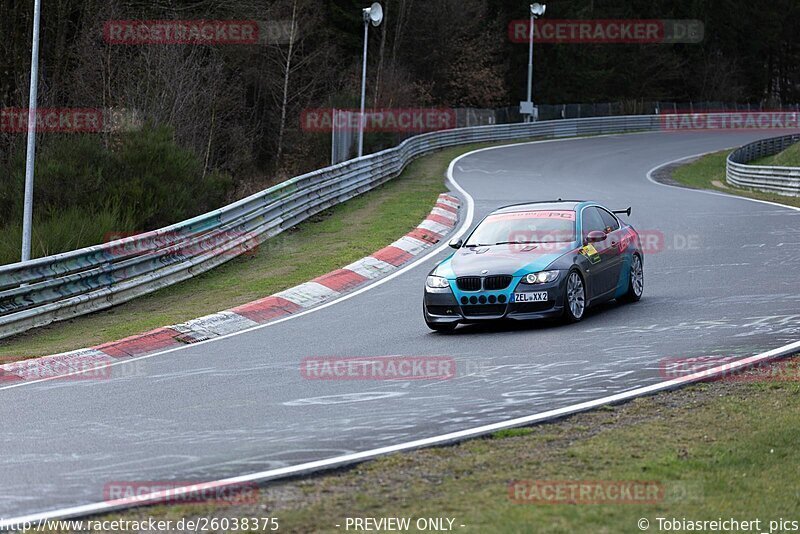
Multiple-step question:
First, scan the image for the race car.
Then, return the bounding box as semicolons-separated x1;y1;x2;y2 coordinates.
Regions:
423;200;644;332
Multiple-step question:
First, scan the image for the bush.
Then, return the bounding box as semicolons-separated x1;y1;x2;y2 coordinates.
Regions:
0;125;233;265
0;203;136;265
109;125;232;228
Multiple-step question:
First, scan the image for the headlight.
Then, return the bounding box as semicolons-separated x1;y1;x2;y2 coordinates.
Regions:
426;275;450;289
524;270;560;284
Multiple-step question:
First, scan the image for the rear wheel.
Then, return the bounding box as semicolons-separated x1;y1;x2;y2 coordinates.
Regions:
426;320;458;332
563;270;586;323
619;253;643;303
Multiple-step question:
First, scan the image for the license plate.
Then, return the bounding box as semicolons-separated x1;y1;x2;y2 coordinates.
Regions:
514;292;548;303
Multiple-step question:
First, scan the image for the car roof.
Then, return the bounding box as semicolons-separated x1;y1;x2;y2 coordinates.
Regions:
492;200;587;214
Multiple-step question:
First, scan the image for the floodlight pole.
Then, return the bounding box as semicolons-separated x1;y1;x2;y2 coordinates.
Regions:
526;7;534;113
21;0;42;262
357;13;370;158
522;3;545;123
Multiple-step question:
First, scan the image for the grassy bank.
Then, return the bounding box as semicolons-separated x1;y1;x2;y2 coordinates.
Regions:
0;140;536;361
670;150;800;208
751;140;800;167
56;357;800;533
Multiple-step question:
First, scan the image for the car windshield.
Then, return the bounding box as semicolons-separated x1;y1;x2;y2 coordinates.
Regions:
465;210;577;246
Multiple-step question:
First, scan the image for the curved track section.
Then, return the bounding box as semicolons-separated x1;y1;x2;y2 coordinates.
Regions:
2;131;799;520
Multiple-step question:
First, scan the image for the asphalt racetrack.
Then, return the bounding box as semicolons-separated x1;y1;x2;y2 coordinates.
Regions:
2;130;799;520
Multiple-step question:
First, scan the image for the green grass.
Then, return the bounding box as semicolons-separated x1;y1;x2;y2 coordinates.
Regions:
490;428;535;439
0;204;136;266
72;359;800;534
0;140;540;361
751;141;800;167
671;150;800;208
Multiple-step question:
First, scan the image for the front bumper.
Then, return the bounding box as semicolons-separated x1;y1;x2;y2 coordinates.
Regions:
423;274;566;323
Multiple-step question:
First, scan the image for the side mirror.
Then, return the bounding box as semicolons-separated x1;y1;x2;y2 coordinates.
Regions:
585;231;606;244
449;238;463;249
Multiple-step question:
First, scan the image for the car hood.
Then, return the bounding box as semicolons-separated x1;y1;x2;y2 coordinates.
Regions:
436;243;575;278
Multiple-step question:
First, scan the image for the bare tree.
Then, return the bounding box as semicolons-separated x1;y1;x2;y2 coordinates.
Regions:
263;0;334;168
275;0;298;163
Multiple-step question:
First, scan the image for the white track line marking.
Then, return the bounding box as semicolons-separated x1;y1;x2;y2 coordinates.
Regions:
645;150;800;212
3;339;798;526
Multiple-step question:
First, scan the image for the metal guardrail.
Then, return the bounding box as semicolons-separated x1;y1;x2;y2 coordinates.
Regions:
726;134;800;196
0;113;765;339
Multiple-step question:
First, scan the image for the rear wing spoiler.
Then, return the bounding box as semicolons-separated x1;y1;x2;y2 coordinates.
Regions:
612;207;632;217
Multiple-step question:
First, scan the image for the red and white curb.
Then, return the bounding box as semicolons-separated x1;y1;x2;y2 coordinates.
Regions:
0;194;461;382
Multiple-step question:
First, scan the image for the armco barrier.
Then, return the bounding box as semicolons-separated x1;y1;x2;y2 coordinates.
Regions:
726;134;800;196
0;113;767;339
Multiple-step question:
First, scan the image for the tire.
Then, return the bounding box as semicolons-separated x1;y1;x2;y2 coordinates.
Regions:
563;269;586;323
619;253;643;303
426;320;458;332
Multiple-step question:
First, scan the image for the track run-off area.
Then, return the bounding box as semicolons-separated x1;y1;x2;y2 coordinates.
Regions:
1;130;799;523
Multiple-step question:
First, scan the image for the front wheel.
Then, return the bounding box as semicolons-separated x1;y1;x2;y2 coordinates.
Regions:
619;253;643;303
563;270;586;323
